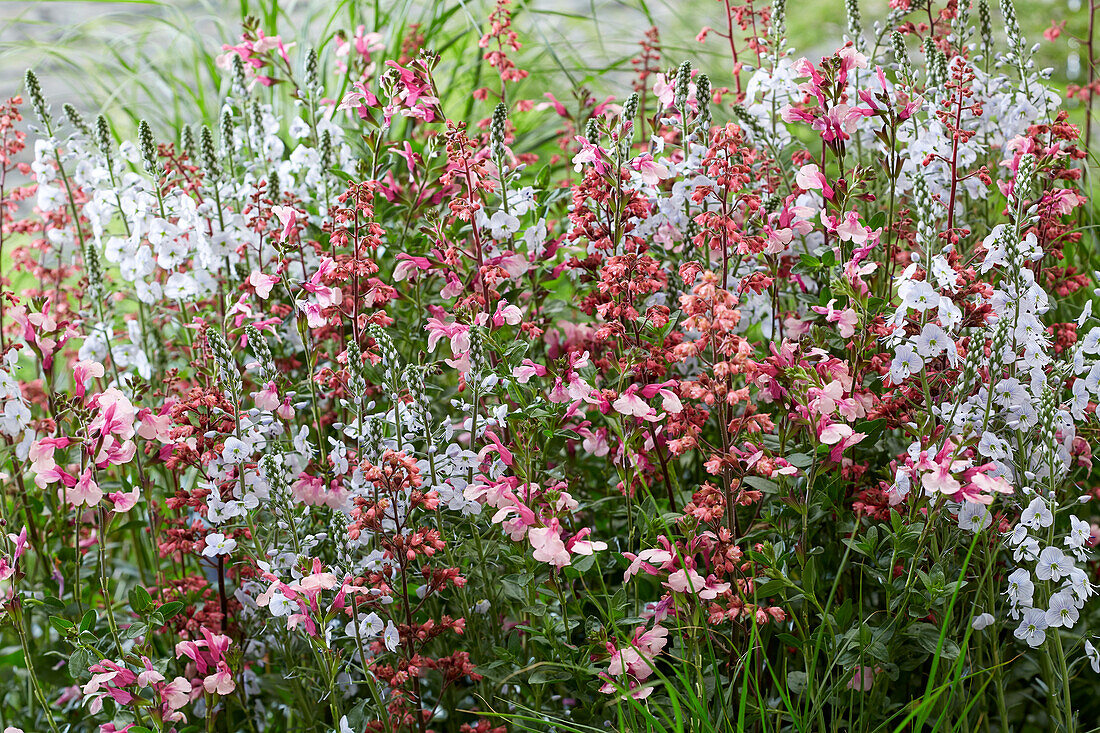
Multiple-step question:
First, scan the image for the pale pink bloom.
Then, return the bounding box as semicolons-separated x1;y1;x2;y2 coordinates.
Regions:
95;436;136;467
394;254;431;281
161;677;191;710
629;154;670;186
277;397;295;421
203;661;236;695
271;205;299;243
68;468;103;507
137;659;165;688
299;572;338;593
108;487;141;513
638;381;681;413
699;578;732;600
252;382;280;411
807;380;845;417
73;360;105;399
301;259;342;308
529;524;571;568
665;567;706;593
298;301;327;328
794;163;834;199
818;422;853;445
566;528;608;556
835;210;870;244
490;300;523;327
87;388;137;440
579;427;610;456
811;299;859;338
512;359;547;384
921;458;962;496
249;271;280;299
623;548;674;581
136;408;173;442
440;275;464;298
613;386;656;420
338;81;380;119
572;137;610;175
847;665;877;692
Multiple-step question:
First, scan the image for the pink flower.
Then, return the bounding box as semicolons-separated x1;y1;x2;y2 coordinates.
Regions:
203;660;236;696
623;548;673;581
252;382;280;411
68;468;103;507
847;665;877;692
248;271;280;299
639;381;683;414
628;154;670;186
811;299;859;338
613;385;657;421
833;210;870;244
88;388;137;440
529;523;571;568
108;487;141;513
817;420;866;462
665;567;706;594
565;527;608;556
512;359;547;384
302;258;342;308
572;136;610;176
794;163;834;200
73;360;105;399
394;254;432;281
338;80;381;119
271;205;299;243
160;677;192;711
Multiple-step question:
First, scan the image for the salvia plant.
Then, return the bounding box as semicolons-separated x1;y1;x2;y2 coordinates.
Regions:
0;1;1099;732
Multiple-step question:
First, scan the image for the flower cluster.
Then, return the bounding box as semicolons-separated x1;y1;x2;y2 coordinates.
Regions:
1;1;1099;731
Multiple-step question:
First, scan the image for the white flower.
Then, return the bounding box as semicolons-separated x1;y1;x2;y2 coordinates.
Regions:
345;611;384;639
1020;497;1054;529
899;280;939;311
957;502;991;532
484;210;520;240
164;272;199;301
504;186;537;216
1035;546;1073;582
971;613;995;631
202;533;237;557
222;437;251;465
1013;608;1048;648
383;620;400;652
1066;515;1091;549
1086;640;1100;673
1012;536;1040;563
1066;566;1095;605
1045;590;1080;629
1005;568;1034;607
978;432;1008;460
913;323;951;359
889;344;924;384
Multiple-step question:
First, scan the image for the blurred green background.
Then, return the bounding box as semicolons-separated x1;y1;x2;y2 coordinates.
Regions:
0;0;1091;133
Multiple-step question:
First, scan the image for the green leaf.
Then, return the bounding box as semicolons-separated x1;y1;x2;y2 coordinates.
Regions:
743;475;778;493
49;616;74;635
529;667;572;684
129;585;154;614
79;609;97;633
68;647;94;678
158;601;185;618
